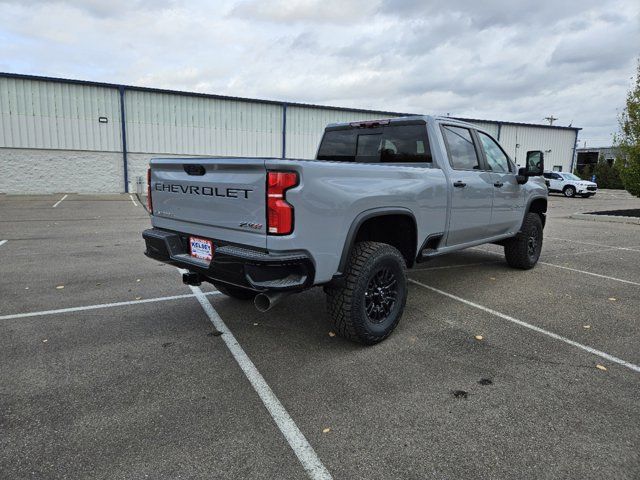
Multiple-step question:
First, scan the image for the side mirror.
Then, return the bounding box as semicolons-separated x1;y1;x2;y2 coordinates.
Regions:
525;150;544;176
516;168;528;184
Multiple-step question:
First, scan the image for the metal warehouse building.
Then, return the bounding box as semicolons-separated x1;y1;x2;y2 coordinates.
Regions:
0;73;581;194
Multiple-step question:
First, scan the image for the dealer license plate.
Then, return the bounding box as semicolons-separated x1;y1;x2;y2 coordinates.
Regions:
189;236;213;261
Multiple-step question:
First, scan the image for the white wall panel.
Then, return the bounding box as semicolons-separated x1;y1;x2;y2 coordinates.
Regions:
0;77;121;151
465;120;500;139
124;90;283;157
499;125;577;171
285;106;401;159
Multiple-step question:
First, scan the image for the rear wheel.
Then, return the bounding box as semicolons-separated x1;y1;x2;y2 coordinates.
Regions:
212;281;257;300
504;213;543;270
563;185;576;197
325;241;407;345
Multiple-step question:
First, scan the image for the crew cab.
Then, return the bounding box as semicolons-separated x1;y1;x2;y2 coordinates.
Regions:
543;171;597;198
143;116;547;344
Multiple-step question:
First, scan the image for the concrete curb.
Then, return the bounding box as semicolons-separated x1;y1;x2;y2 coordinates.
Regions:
570;213;640;225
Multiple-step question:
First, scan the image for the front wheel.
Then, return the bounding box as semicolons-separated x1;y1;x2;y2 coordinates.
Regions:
503;213;543;270
325;241;407;345
563;185;576;197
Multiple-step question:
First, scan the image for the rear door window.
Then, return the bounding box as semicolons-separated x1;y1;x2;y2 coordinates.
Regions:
441;125;481;170
317;124;432;164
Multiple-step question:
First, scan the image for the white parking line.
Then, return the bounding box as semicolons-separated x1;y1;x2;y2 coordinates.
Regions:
0;291;221;321
547;247;623;258
539;262;640;286
185;282;332;480
470;247;640;286
129;194;139;207
0;240;7;248
409;279;640;373
547;236;640;253
52;194;68;208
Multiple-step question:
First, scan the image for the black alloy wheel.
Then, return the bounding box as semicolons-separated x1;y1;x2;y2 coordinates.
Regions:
364;267;398;324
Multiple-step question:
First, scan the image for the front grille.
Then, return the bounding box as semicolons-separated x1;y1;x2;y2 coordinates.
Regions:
587;186;597;191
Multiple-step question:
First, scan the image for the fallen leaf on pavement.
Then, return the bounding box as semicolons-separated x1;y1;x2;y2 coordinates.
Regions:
583;325;591;329
322;428;331;433
596;364;607;371
608;297;616;301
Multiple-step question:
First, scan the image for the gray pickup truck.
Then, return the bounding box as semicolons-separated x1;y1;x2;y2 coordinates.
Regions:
143;116;547;344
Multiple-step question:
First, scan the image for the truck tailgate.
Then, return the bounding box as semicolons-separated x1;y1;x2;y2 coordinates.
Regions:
149;158;267;248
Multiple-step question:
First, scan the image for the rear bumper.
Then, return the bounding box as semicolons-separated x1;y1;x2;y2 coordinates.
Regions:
143;228;315;292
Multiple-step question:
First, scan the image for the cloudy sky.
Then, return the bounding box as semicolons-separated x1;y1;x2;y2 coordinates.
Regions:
1;0;638;146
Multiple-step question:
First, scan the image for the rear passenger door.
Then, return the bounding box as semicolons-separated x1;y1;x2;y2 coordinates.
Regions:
476;131;524;236
441;125;494;246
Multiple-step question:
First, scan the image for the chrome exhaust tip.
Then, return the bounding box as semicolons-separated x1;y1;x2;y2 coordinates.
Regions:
254;291;291;312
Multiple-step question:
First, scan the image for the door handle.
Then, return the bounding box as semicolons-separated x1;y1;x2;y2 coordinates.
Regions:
453;181;466;188
494;181;504;188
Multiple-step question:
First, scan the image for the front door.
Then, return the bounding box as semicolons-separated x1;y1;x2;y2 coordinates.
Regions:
441;125;494;246
476;131;524;236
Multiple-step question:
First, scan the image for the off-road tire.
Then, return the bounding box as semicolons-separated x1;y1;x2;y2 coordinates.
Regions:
503;213;543;270
212;281;257;300
325;241;407;345
563;185;576;198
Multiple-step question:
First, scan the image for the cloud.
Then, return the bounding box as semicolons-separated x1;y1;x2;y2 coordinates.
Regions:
550;18;640;71
0;0;638;146
0;0;179;18
229;0;380;24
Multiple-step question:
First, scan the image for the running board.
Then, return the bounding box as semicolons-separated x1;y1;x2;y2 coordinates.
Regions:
417;233;444;262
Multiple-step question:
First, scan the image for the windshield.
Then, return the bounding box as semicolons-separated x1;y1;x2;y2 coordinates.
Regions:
562;173;582;181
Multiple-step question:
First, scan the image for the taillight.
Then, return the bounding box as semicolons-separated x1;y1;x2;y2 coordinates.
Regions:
146;168;153;214
267;171;298;235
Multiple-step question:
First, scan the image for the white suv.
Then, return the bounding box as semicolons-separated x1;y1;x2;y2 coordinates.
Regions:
543;171;597;198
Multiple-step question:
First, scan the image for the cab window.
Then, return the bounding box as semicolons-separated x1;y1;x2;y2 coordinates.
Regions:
442;125;480;170
317;124;432;164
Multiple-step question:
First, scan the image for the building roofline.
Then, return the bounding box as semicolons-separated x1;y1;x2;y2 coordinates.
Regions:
1;71;581;131
452;116;581;132
576;146;614;150
0;71;413;117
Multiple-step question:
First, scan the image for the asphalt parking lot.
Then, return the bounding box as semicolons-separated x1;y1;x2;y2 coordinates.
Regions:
1;190;639;479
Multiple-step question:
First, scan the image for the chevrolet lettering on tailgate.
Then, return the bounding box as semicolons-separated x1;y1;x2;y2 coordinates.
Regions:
154;183;252;199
